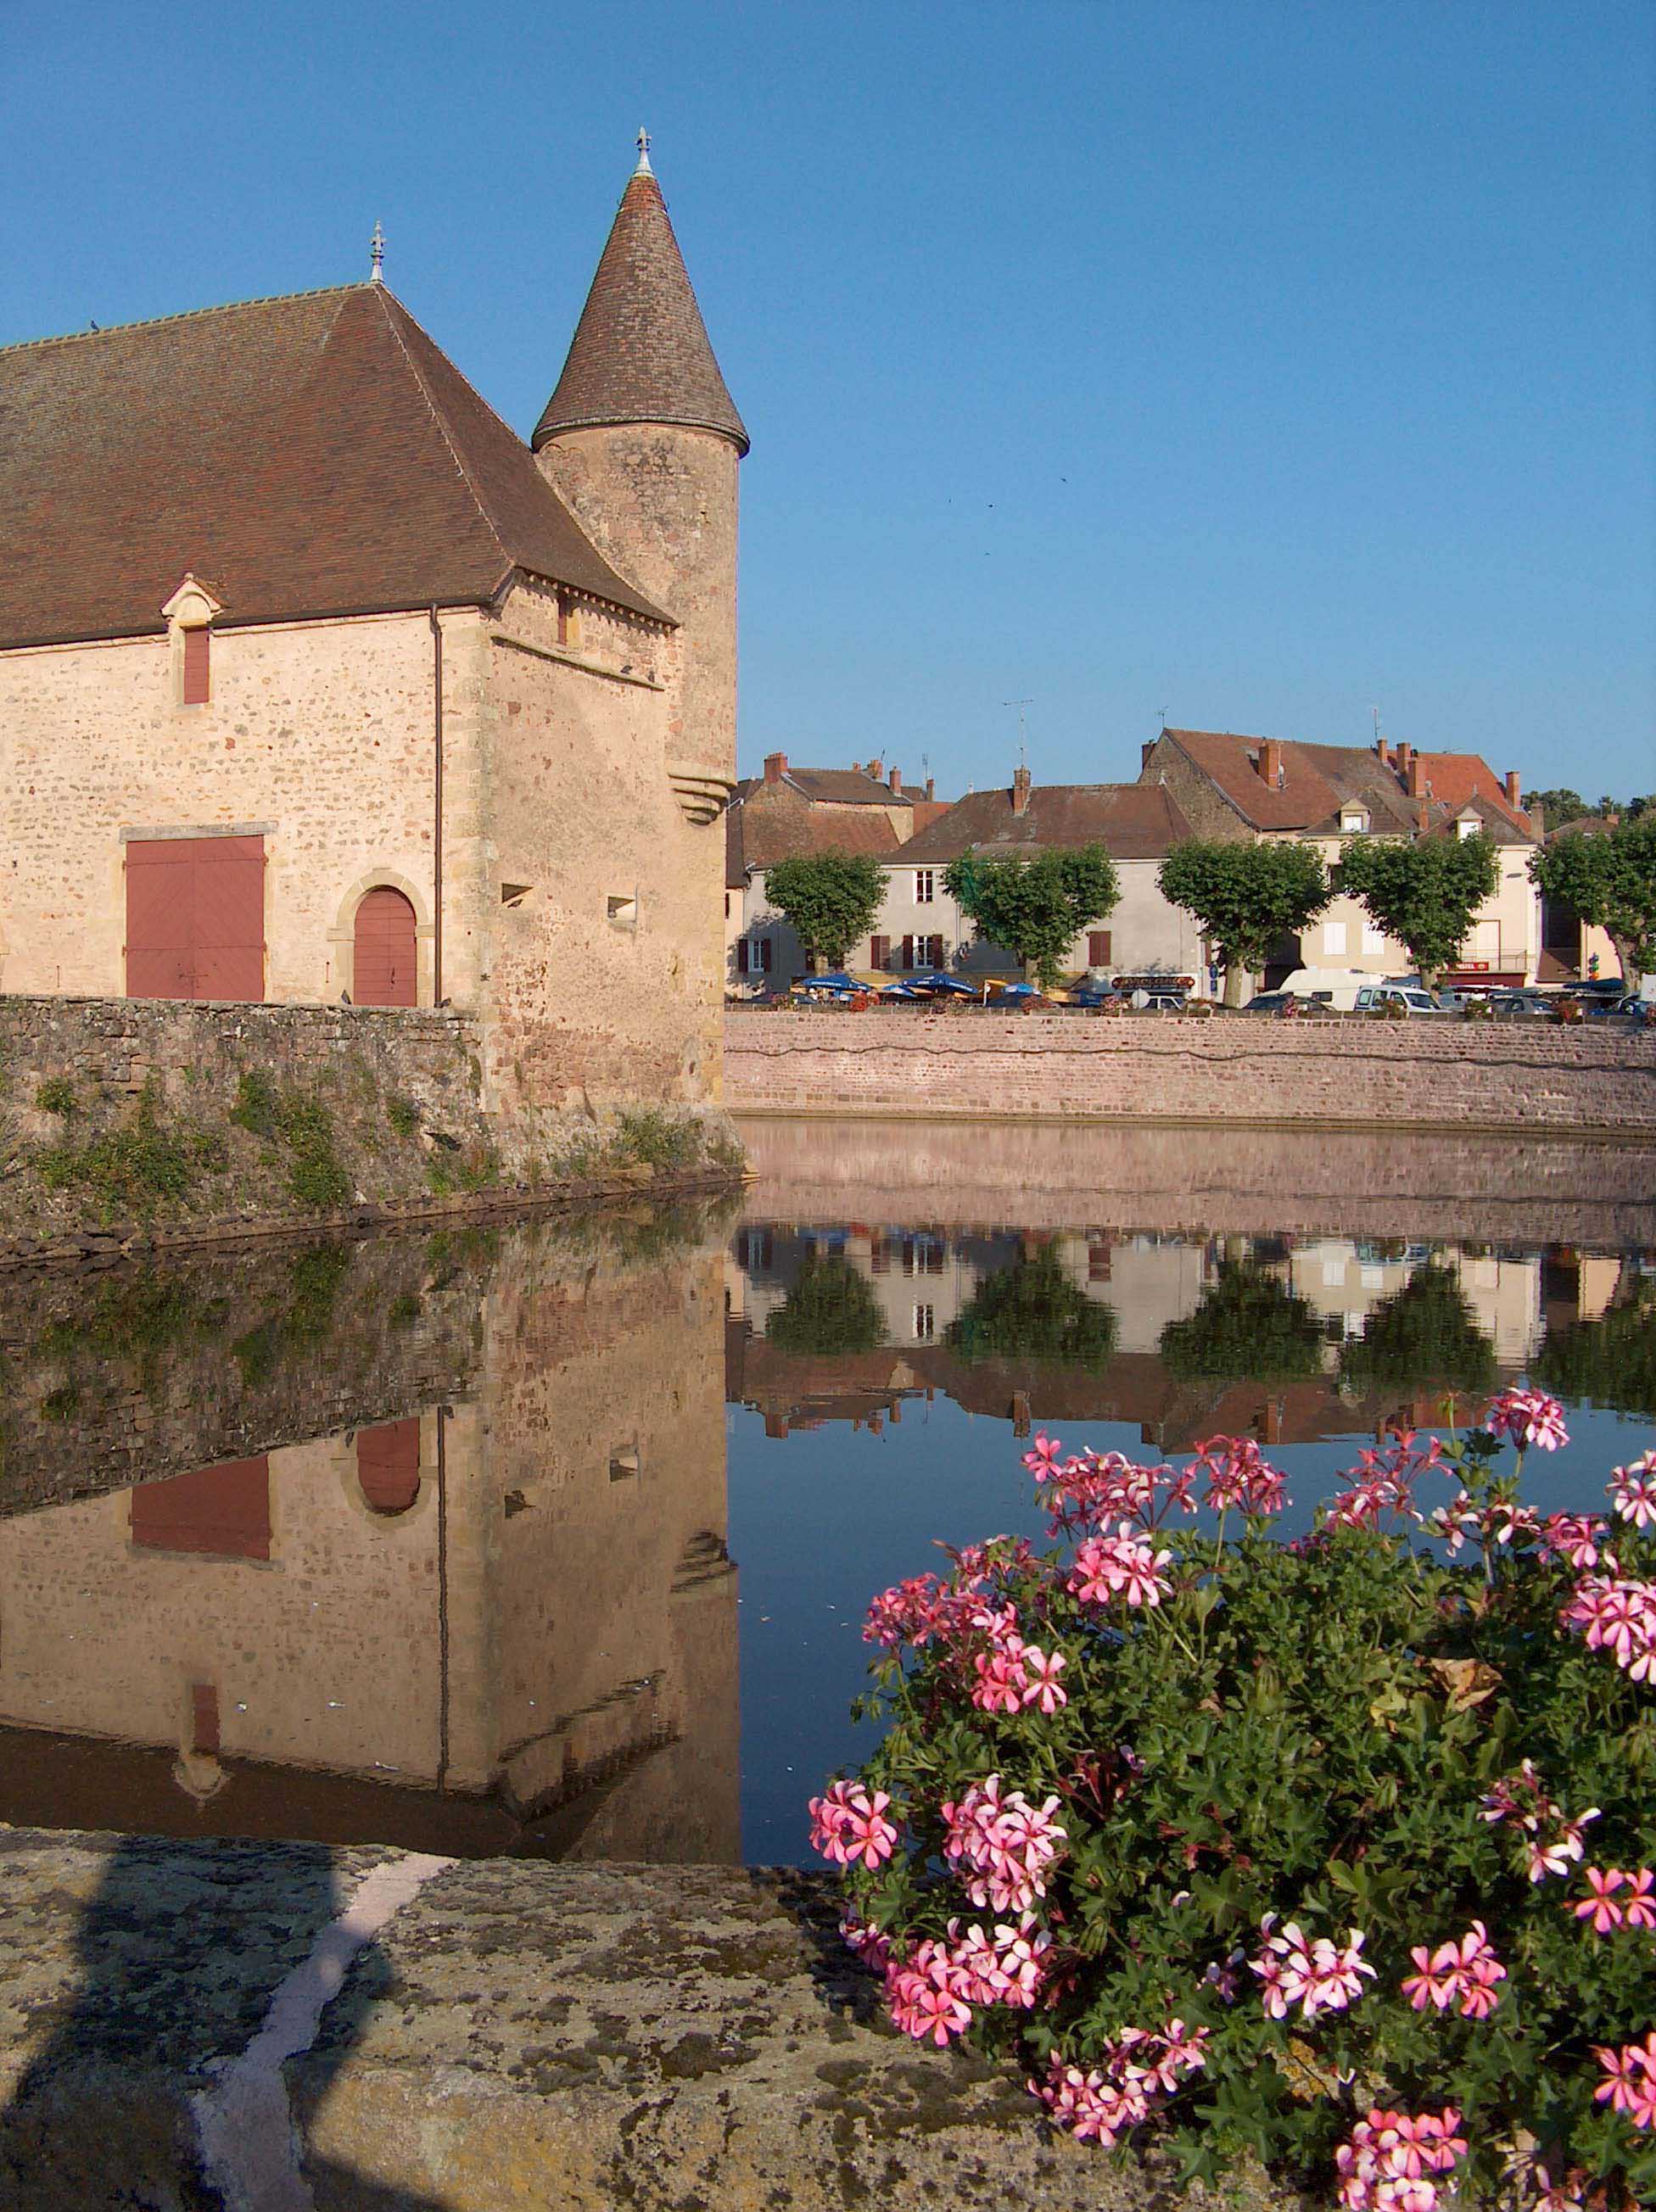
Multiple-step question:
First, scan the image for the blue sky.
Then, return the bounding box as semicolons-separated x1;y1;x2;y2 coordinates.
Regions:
3;2;1651;797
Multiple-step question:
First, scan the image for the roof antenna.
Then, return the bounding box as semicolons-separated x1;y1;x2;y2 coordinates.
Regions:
370;221;385;284
635;126;653;176
1003;700;1033;768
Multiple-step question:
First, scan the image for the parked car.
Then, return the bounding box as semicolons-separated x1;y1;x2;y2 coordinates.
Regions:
1352;984;1446;1017
1485;989;1554;1019
1133;988;1189;1013
1245;991;1318;1016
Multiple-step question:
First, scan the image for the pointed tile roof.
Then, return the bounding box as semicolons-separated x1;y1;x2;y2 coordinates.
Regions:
0;283;668;650
532;165;748;455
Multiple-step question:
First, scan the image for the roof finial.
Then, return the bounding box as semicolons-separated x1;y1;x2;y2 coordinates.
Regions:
634;126;652;176
370;221;385;283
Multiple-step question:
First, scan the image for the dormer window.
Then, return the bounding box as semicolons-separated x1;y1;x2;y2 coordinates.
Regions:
161;573;223;709
1340;807;1369;835
182;626;210;705
1455;814;1480;841
557;589;583;651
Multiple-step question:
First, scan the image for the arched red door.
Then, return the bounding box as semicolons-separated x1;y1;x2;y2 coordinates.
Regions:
356;1420;422;1515
353;888;417;1007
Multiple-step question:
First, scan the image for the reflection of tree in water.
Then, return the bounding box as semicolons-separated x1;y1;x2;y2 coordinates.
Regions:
1338;1262;1497;1397
947;1248;1117;1372
1534;1274;1656;1418
1160;1259;1325;1382
764;1254;886;1355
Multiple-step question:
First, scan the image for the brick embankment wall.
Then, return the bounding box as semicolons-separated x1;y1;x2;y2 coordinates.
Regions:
736;1114;1656;1250
0;995;740;1256
725;1010;1656;1137
0;1826;1286;2212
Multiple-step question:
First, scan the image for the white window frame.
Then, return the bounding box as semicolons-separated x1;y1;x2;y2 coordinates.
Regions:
915;869;935;905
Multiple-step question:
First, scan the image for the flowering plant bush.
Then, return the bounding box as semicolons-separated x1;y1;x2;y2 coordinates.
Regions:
810;1395;1656;2209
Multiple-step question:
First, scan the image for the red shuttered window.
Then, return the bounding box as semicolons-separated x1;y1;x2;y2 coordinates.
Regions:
131;1459;271;1560
1088;930;1111;968
182;626;210;704
870;935;891;970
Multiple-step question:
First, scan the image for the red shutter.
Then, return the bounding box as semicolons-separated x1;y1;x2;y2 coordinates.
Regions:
182;627;210;705
354;887;418;1007
926;935;944;969
870;935;890;970
1088;930;1111;968
191;1684;221;1754
126;836;264;1002
131;1459;271;1560
758;939;772;973
901;935;915;969
356;1420;422;1515
737;939;750;975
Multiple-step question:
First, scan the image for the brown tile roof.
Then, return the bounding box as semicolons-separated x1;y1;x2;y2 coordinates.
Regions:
730;792;903;874
532;169;747;455
1158;729;1536;843
1410;752;1532;835
0;283;667;651
901;782;1194;863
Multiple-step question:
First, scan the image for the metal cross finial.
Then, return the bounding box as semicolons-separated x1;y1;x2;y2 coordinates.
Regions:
634;126;653;176
370;221;385;283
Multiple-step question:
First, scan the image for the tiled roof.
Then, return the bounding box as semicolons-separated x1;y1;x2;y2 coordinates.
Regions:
1158;729;1535;842
1410;752;1532;834
0;284;668;649
900;783;1194;863
729;792;903;874
786;768;912;807
532;170;747;455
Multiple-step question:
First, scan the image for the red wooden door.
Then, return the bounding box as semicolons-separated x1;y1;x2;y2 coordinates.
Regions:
131;1458;271;1559
353;888;417;1007
356;1419;422;1514
126;836;265;1002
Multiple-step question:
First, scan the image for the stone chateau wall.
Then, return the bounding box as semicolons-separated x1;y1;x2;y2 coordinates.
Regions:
724;1010;1656;1137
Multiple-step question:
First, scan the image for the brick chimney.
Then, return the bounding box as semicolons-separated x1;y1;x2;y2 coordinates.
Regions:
1258;739;1284;788
1012;764;1032;816
925;777;936;802
1407;754;1428;799
1141;740;1156;774
1395;740;1413;781
866;758;883;781
763;751;786;785
888;766;903;795
1505;770;1522;807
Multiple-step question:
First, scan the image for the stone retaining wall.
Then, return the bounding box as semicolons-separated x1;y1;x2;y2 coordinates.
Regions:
0;1826;1279;2212
725;1009;1656;1136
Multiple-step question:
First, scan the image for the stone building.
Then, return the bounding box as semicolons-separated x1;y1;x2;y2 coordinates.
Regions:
1140;728;1541;989
0;140;745;1126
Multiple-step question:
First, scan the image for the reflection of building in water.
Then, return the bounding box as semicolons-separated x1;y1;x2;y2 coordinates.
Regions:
0;1234;737;1862
728;1218;1563;1449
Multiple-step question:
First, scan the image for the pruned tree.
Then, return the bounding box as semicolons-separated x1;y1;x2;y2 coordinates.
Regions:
1337;831;1499;986
943;845;1120;989
763;852;886;972
764;1253;886;1356
1530;817;1656;988
1158;1257;1327;1382
1156;841;1329;1007
1338;1262;1497;1399
946;1246;1118;1373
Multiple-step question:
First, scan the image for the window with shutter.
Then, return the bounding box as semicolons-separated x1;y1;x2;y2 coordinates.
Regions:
925;935;944;969
737;940;750;975
182;626;210;705
1088;930;1111;968
870;935;890;970
901;935;915;969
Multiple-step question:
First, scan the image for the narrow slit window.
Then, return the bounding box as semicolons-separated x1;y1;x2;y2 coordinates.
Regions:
182;626;210;705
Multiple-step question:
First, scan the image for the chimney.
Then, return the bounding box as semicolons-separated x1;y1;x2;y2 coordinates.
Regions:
866;757;883;781
1407;754;1427;799
1395;740;1413;781
1141;740;1156;774
888;766;902;795
763;751;786;785
1011;764;1032;816
1258;739;1284;789
925;777;936;802
1504;770;1522;807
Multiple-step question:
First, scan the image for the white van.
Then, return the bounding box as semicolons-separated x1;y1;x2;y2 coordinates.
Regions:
1352;982;1446;1017
1275;967;1379;1013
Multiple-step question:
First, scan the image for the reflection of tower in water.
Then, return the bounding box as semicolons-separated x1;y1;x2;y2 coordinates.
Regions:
0;1226;739;1863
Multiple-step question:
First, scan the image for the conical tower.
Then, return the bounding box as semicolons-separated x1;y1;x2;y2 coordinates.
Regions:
534;135;747;775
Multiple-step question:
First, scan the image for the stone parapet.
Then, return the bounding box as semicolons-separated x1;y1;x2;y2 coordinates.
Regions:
724;1009;1656;1137
0;1826;1279;2211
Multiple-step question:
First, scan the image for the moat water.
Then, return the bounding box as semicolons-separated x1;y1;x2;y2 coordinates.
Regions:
2;1118;1652;1865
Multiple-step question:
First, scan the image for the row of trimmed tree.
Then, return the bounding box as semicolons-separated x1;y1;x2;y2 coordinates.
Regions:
761;818;1656;999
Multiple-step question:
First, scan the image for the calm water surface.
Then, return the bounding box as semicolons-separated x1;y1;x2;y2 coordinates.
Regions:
3;1120;1652;1865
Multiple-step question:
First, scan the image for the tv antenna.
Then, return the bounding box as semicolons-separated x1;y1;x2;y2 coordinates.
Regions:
1002;699;1033;767
1372;704;1383;746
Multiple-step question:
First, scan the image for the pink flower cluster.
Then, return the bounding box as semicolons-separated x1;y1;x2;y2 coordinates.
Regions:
1250;1914;1374;2021
1570;1865;1656;1935
1327;1435;1440;1532
808;1779;899;1869
1069;1522;1174;1610
1030;2018;1208;2146
1480;1760;1600;1882
1536;1513;1609;1571
965;1601;1070;1715
1610;1451;1656;1531
1335;2106;1468;2212
1483;1386;1569;1453
1191;1434;1289;1517
1560;1569;1656;1684
1595;2031;1656;2131
1400;1920;1507;2018
941;1774;1066;1913
882;1915;1054;2045
1028;1437;1194;1535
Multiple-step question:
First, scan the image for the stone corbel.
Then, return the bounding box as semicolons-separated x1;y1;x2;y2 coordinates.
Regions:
667;762;737;825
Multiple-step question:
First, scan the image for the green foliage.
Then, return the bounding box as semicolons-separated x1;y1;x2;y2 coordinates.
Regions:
229;1070;280;1140
1338;832;1501;984
1160;1258;1326;1382
35;1076;76;1117
764;851;887;967
36;1079;225;1216
946;1247;1118;1372
1533;1277;1656;1420
943;844;1120;988
386;1096;421;1139
231;1243;355;1386
825;1429;1656;2205
1157;842;1329;1004
1525;788;1652;830
1338;1262;1497;1399
1531;818;1656;981
232;1074;351;1209
764;1252;887;1355
611;1107;702;1176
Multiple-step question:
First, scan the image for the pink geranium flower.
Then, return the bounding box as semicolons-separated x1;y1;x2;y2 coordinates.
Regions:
1571;1865;1627;1934
941;1774;1067;1914
1251;1916;1373;2022
885;1940;975;2046
1484;1385;1569;1451
1594;2032;1656;2129
1336;2105;1468;2210
808;1779;899;1869
1018;1643;1069;1713
1610;1451;1656;1530
1069;1522;1173;1610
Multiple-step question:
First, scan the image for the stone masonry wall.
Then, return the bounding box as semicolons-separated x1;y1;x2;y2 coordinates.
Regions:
724;1010;1656;1137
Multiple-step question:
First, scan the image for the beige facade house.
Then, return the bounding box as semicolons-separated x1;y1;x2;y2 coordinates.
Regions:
0;141;745;1127
1140;729;1541;990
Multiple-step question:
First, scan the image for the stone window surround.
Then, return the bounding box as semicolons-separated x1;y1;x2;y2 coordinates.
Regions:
327;869;437;1008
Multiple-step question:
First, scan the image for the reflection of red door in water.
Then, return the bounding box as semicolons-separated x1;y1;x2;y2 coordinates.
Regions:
356;1419;421;1515
353;888;417;1007
131;1459;271;1558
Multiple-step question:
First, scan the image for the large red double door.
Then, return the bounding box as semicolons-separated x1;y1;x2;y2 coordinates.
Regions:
126;835;266;1002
